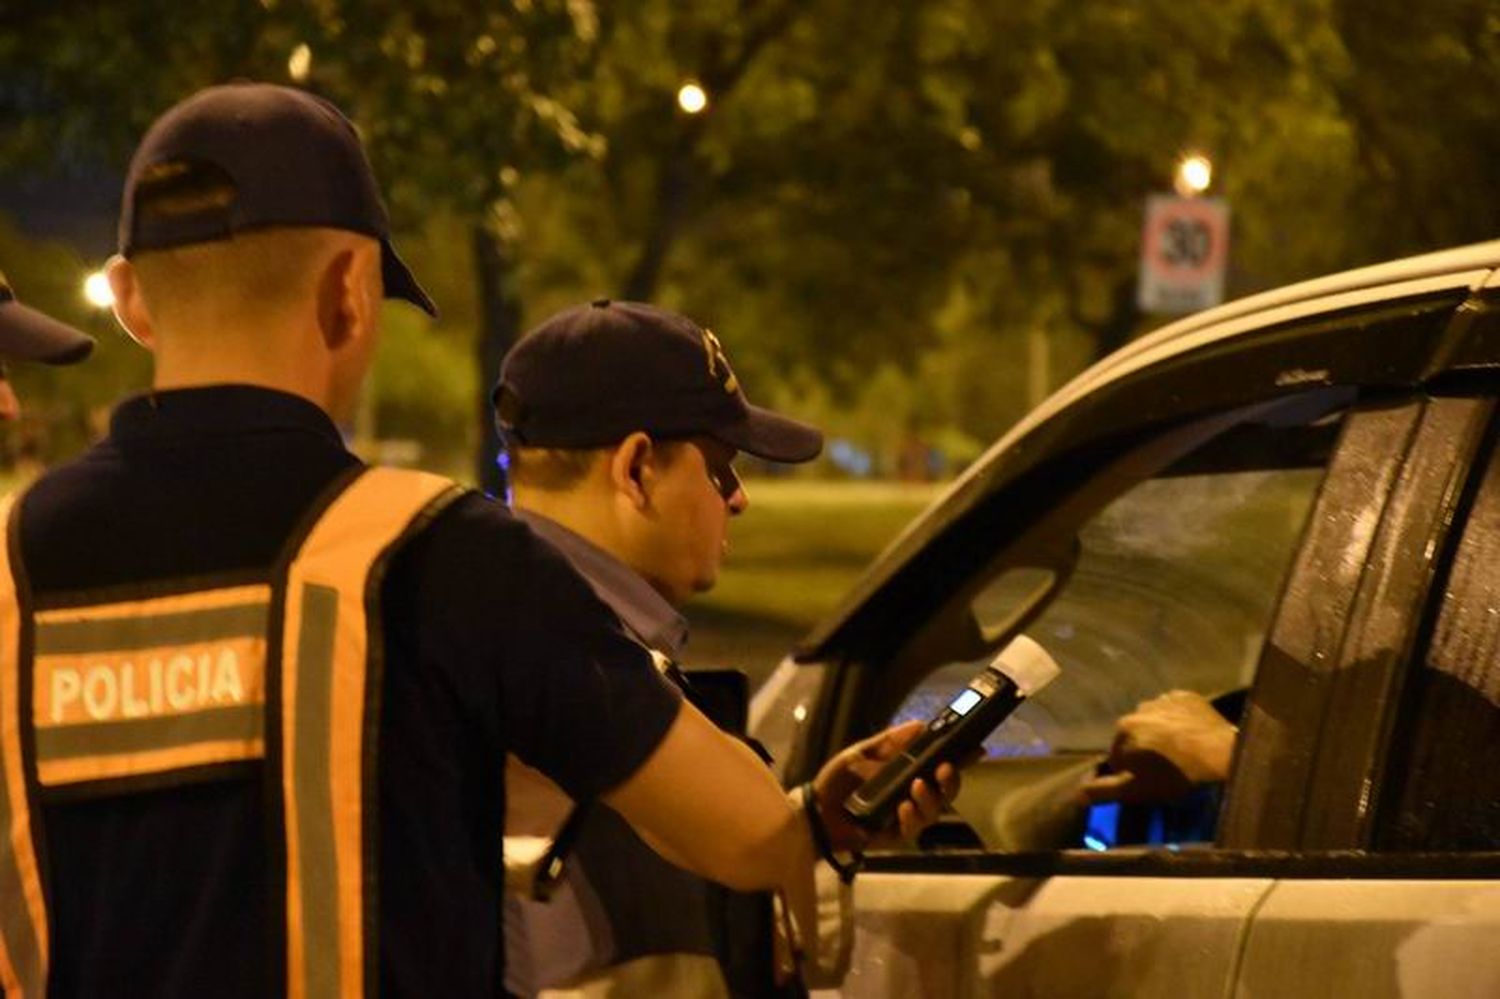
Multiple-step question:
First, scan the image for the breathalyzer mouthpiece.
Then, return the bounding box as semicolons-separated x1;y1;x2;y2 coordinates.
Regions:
989;634;1062;697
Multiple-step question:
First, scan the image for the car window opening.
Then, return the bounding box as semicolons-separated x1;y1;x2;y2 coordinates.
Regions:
881;392;1349;855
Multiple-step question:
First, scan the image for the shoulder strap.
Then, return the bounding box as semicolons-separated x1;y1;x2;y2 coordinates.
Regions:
277;467;464;999
0;493;47;998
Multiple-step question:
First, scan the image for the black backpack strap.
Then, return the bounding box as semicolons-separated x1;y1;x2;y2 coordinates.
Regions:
530;799;592;902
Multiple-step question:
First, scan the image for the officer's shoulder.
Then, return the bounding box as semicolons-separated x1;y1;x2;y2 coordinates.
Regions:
413;490;531;550
14;448;119;538
399;490;586;587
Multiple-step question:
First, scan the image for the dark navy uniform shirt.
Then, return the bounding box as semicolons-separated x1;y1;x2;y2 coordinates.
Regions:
506;512;791;999
19;386;681;998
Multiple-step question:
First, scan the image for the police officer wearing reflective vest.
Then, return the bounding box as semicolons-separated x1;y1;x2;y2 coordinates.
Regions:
0;84;915;998
496;302;958;997
0;274;94;420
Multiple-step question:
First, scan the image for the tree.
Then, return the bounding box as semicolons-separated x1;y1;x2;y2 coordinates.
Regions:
2;0;608;487
1328;0;1500;253
4;0;1499;473
1;0;846;487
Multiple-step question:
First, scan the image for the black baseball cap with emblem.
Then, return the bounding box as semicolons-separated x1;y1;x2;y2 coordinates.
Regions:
0;271;95;365
118;81;437;316
495;300;823;463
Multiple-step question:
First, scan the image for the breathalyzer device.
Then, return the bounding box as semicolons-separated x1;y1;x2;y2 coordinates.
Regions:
842;635;1062;831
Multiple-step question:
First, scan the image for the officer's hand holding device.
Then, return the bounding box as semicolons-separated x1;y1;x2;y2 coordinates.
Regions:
842;635;1062;831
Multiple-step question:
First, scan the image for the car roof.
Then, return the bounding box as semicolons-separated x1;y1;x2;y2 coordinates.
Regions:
797;240;1500;661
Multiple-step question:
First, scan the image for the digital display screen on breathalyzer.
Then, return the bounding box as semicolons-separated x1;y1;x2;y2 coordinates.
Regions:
948;689;983;716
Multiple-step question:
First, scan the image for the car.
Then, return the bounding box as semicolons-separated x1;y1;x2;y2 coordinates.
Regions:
749;240;1500;998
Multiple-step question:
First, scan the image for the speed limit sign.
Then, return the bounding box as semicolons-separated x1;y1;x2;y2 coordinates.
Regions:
1137;195;1231;314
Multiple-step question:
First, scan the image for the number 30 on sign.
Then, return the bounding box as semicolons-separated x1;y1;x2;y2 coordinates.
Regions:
1137;194;1231;315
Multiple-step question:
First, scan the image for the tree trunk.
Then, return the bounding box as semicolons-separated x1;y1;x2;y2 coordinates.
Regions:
620;125;702;302
473;221;524;495
1091;276;1144;363
618;2;804;302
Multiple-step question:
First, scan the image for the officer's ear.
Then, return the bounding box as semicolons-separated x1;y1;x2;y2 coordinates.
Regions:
106;255;156;351
315;236;381;354
608;432;657;511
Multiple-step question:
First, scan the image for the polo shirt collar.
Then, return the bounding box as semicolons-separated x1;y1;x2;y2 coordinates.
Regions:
517;509;690;658
109;385;346;446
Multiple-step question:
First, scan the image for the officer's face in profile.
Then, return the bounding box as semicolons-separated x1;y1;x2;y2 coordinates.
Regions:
634;436;747;604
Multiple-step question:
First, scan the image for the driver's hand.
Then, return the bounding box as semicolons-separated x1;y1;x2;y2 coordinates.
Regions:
1081;690;1237;804
811;720;961;850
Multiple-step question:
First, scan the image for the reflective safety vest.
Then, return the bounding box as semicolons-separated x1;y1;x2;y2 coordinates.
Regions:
0;466;465;999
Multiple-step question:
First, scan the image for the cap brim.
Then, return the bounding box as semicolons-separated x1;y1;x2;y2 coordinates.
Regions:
712;404;824;463
381;238;438;318
0;301;95;365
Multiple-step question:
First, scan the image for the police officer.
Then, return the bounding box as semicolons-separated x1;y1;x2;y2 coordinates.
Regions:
0;84;872;999
495;301;956;996
0;272;94;420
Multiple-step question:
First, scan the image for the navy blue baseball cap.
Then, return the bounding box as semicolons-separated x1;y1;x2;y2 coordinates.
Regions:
118;82;436;316
495;300;823;463
0;271;95;365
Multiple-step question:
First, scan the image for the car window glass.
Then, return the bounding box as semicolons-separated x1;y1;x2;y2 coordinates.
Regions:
888;419;1338;850
893;467;1324;753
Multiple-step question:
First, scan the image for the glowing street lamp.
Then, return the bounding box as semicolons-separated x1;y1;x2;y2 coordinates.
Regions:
1174;153;1213;197
288;43;313;83
83;271;114;309
677;81;708;115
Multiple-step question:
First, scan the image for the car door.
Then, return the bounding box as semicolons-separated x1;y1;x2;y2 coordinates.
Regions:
1235;388;1500;999
834;386;1500;998
828;389;1354;997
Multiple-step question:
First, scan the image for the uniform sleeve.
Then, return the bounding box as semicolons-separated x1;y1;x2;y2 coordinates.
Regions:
501;537;685;799
401;495;682;801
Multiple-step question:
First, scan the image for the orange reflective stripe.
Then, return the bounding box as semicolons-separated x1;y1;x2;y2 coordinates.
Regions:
281;468;461;999
36;736;265;787
34;584;270;653
0;494;47;997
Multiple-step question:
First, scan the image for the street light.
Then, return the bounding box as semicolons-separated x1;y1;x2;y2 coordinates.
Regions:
677;81;708;115
1175;153;1213;197
83;271;114;309
288;43;313;83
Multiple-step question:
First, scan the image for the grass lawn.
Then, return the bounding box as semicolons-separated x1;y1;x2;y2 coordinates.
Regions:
682;479;944;686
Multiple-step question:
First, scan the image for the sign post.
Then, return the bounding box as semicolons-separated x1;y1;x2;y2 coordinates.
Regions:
1137;194;1231;315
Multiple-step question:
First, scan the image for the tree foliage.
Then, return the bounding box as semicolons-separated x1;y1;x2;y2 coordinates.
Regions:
2;0;1497;475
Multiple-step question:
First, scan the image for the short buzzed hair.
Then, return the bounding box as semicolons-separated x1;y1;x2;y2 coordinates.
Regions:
503;440;603;492
131;226;349;330
501;432;691;493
